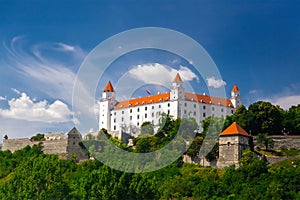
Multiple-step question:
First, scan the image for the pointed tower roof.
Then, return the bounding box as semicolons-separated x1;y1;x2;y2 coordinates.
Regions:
103;81;114;92
220;122;249;137
232;84;240;92
173;73;183;82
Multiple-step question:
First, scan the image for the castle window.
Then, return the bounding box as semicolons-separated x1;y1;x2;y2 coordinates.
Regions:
122;111;124;114
114;125;116;130
212;107;215;111
167;110;170;114
152;106;154;109
194;111;196;116
137;108;140;112
142;101;145;104
137;115;139;119
194;104;196;108
150;100;153;103
137;122;139;126
73;142;75;145
73;137;75;139
203;113;206;118
184;110;187;114
136;102;139;105
130;116;132;120
221;108;224;112
168;103;170;107
122;117;124;122
159;105;161;108
114;118;116;123
130;109;132;113
145;107;147;111
145;113;147;118
159;98;162;101
152;120;154;124
231;110;234;114
200;99;204;103
227;142;231;146
184;102;187;107
114;112;116;115
203;105;206;110
152;113;154;117
129;104;132;107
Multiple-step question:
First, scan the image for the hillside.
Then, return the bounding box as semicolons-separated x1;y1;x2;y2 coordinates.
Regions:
0;144;299;199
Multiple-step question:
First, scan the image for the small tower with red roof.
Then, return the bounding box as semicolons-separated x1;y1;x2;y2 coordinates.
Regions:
217;122;250;168
99;81;117;131
171;73;185;101
230;84;242;108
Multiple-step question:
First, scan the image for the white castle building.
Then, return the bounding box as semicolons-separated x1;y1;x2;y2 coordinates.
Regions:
98;73;241;138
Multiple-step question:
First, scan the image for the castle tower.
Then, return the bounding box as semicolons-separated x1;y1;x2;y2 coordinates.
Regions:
217;122;250;168
230;84;242;108
170;73;185;100
66;127;88;161
99;81;116;131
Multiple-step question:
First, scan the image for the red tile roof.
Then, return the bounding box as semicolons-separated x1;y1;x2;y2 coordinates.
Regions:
173;73;183;82
115;93;170;109
114;92;234;110
103;81;114;92
231;84;239;92
185;92;234;108
220;122;249;137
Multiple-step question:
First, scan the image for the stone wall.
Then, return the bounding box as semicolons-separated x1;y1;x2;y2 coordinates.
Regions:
2;138;68;158
2;128;88;161
253;135;300;149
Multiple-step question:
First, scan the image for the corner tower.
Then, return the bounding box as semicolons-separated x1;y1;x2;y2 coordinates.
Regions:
230;84;242;108
170;73;185;100
99;81;116;131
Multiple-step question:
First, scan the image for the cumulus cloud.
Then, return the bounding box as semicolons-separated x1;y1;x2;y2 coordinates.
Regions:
0;92;73;123
128;63;198;85
206;76;226;88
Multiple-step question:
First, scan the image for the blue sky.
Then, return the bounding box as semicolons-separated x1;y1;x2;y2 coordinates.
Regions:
0;1;300;138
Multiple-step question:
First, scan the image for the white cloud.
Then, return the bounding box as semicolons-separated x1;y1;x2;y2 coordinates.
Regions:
206;76;226;88
0;92;74;123
11;88;21;95
265;95;300;110
249;89;258;94
0;96;6;101
128;63;198;85
56;42;76;52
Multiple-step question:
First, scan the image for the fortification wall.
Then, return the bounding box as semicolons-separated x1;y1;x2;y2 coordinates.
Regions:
253;135;300;149
2;138;68;157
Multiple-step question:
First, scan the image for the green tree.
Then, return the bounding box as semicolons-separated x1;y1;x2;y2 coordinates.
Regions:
248;101;284;135
140;121;154;135
283;104;300;135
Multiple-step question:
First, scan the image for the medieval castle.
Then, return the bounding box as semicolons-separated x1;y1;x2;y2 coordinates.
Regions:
2;73;299;167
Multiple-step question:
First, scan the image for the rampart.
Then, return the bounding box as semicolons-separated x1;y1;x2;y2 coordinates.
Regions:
2;137;68;158
253;135;300;149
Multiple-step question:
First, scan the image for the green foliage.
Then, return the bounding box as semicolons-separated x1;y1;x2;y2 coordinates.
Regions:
0;144;299;199
30;133;44;141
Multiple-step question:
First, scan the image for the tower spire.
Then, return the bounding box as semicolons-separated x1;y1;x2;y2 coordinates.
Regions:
103;81;114;92
173;73;183;82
